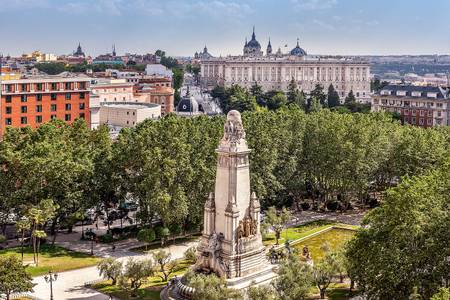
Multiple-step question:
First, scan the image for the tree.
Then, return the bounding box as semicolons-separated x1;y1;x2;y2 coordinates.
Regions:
97;258;123;285
264;207;291;245
431;288;450;300
266;92;287;110
173;67;184;105
189;273;243;300
137;228;156;251
313;253;338;299
250;81;263;99
152;250;178;282
273;254;313;300
310;84;327;106
308;97;322;112
327;84;341;108
0;255;34;300
247;284;277;300
34;62;66;75
119;258;154;296
184;246;197;263
345;163;450;299
344;90;356;105
26;199;58;266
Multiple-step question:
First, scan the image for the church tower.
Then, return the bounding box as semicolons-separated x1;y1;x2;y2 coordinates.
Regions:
266;38;272;56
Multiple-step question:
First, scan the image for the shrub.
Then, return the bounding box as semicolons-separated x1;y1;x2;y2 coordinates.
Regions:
326;200;339;211
99;233;114;243
0;235;6;243
184;246;197;262
300;202;311;211
137;228;156;251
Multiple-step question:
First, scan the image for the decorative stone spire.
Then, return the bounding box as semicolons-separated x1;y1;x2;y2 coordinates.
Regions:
218;110;248;152
252;25;256;40
266;37;272;55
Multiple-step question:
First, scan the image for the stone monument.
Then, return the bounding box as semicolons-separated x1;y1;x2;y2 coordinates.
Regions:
161;110;275;300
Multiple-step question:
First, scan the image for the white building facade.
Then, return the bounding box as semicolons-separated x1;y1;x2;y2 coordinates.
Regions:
200;29;371;103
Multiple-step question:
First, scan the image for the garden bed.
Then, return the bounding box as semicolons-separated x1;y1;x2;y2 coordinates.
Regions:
0;245;101;277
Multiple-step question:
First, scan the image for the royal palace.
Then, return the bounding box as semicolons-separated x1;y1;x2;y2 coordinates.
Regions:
198;28;371;103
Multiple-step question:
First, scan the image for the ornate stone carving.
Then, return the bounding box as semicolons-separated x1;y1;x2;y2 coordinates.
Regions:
237;215;258;239
220;110;246;148
194;232;229;278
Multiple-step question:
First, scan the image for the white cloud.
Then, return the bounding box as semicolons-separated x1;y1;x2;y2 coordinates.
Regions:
291;0;338;11
58;0;123;15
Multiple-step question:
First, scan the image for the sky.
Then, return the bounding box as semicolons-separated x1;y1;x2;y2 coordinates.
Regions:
1;0;450;57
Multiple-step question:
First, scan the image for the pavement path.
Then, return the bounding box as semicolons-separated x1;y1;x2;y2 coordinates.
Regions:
27;210;365;299
29;237;199;300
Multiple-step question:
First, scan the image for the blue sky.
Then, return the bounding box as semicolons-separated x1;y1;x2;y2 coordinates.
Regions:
1;0;449;57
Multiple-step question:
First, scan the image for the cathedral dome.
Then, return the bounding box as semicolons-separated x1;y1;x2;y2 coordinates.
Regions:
290;38;307;56
243;27;262;56
177;88;199;115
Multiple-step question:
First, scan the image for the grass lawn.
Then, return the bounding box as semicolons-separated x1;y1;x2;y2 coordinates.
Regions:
291;227;356;261
92;260;192;300
0;244;101;277
263;220;357;246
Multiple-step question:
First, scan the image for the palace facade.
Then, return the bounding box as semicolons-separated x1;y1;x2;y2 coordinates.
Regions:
199;28;371;103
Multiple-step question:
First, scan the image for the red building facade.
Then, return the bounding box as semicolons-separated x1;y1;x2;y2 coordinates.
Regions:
0;74;90;136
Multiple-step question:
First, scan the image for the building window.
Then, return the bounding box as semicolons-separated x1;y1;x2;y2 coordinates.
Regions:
132;112;135;116
65;82;71;90
21;106;27;113
65;93;71;100
65;103;71;111
21;95;27;102
21;84;27;91
36;94;42;101
412;117;416;124
51;115;57;120
21;117;27;124
79;113;85;119
36;115;43;123
51;104;57;111
79;103;85;110
51;93;57;100
80;92;85;99
5;118;12;125
79;82;86;89
36;83;43;91
36;105;42;112
5;107;12;114
127;112;129;115
427;119;432;125
65;114;71;121
6;84;13;92
5;95;12;103
51;83;57;90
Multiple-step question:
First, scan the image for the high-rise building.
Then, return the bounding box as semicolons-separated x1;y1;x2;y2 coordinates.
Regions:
0;73;90;136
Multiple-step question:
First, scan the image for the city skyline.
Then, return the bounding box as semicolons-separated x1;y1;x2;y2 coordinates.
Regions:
1;0;450;57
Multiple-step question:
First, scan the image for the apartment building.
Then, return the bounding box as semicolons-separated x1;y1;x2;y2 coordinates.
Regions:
372;85;450;127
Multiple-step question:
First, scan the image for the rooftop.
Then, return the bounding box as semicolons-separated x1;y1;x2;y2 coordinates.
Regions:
379;84;449;99
100;102;160;109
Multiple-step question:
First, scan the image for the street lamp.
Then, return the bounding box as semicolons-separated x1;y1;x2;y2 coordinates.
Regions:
44;271;58;300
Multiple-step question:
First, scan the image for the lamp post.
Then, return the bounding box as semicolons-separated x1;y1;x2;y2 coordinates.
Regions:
44;271;58;300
